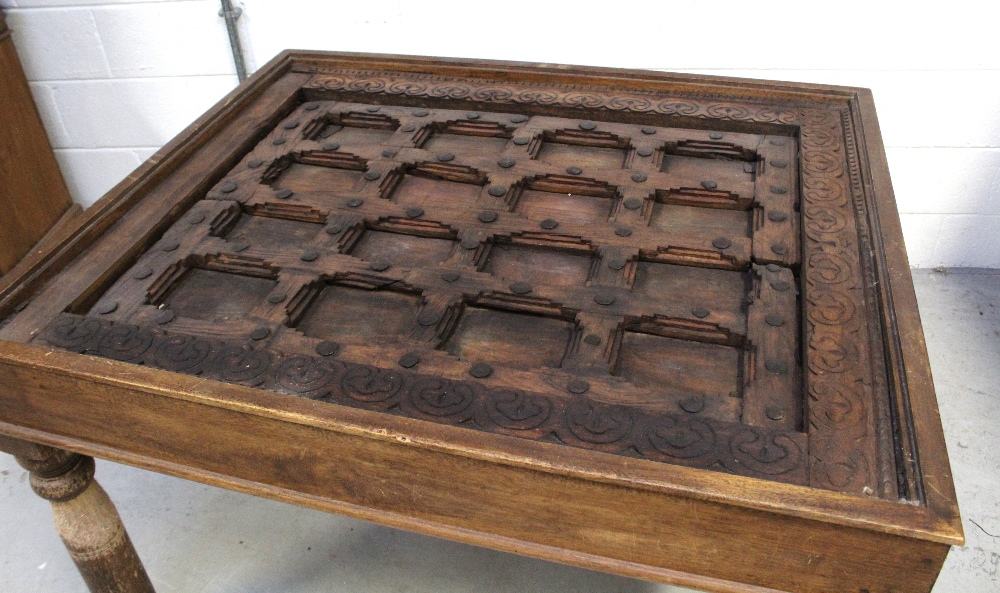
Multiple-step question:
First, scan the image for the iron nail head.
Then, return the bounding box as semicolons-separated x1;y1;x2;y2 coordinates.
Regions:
469;362;493;378
316;341;340;357
96;301;118;315
680;396;705;413
509;281;532;295
712;237;731;250
765;359;789;374
594;293;616;306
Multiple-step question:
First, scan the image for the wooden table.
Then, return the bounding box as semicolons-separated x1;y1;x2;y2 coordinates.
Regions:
0;52;962;593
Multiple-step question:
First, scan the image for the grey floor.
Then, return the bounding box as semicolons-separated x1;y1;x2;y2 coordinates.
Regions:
1;269;998;593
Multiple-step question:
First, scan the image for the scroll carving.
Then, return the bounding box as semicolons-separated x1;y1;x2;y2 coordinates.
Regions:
39;314;807;485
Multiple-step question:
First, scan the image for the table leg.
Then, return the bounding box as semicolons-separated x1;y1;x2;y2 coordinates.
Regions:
1;437;156;593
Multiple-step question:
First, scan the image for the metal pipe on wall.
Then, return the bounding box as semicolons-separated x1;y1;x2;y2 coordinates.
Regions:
219;0;248;82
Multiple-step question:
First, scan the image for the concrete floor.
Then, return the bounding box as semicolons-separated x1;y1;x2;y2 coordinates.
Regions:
1;268;998;593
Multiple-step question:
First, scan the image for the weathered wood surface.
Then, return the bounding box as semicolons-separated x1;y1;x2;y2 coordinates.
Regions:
0;52;961;593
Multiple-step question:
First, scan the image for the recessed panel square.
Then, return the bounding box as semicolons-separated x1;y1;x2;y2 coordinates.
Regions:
484;244;592;287
163;269;276;322
320;125;395;146
538;142;625;169
297;285;421;342
351;230;456;268
633;263;747;318
392;175;482;209
615;332;742;400
443;307;574;370
277;163;363;194
423;133;508;156
226;215;323;252
660;153;751;181
649;203;750;239
516;189;614;226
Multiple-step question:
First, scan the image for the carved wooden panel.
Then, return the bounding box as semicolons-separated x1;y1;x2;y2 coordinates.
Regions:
0;54;961;593
33;97;823;485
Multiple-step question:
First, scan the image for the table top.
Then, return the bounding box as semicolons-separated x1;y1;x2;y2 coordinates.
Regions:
0;52;962;593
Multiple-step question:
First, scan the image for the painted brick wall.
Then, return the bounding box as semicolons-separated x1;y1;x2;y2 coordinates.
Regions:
1;0;998;268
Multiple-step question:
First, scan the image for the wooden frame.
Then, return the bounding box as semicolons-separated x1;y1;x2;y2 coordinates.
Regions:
0;52;961;593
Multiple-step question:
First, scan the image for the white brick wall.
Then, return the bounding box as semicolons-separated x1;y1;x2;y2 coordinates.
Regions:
1;0;998;268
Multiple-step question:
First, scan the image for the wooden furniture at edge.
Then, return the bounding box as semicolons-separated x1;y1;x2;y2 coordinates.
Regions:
0;11;77;275
0;52;962;593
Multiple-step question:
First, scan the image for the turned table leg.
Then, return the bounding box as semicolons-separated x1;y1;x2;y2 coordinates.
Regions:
1;437;155;593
